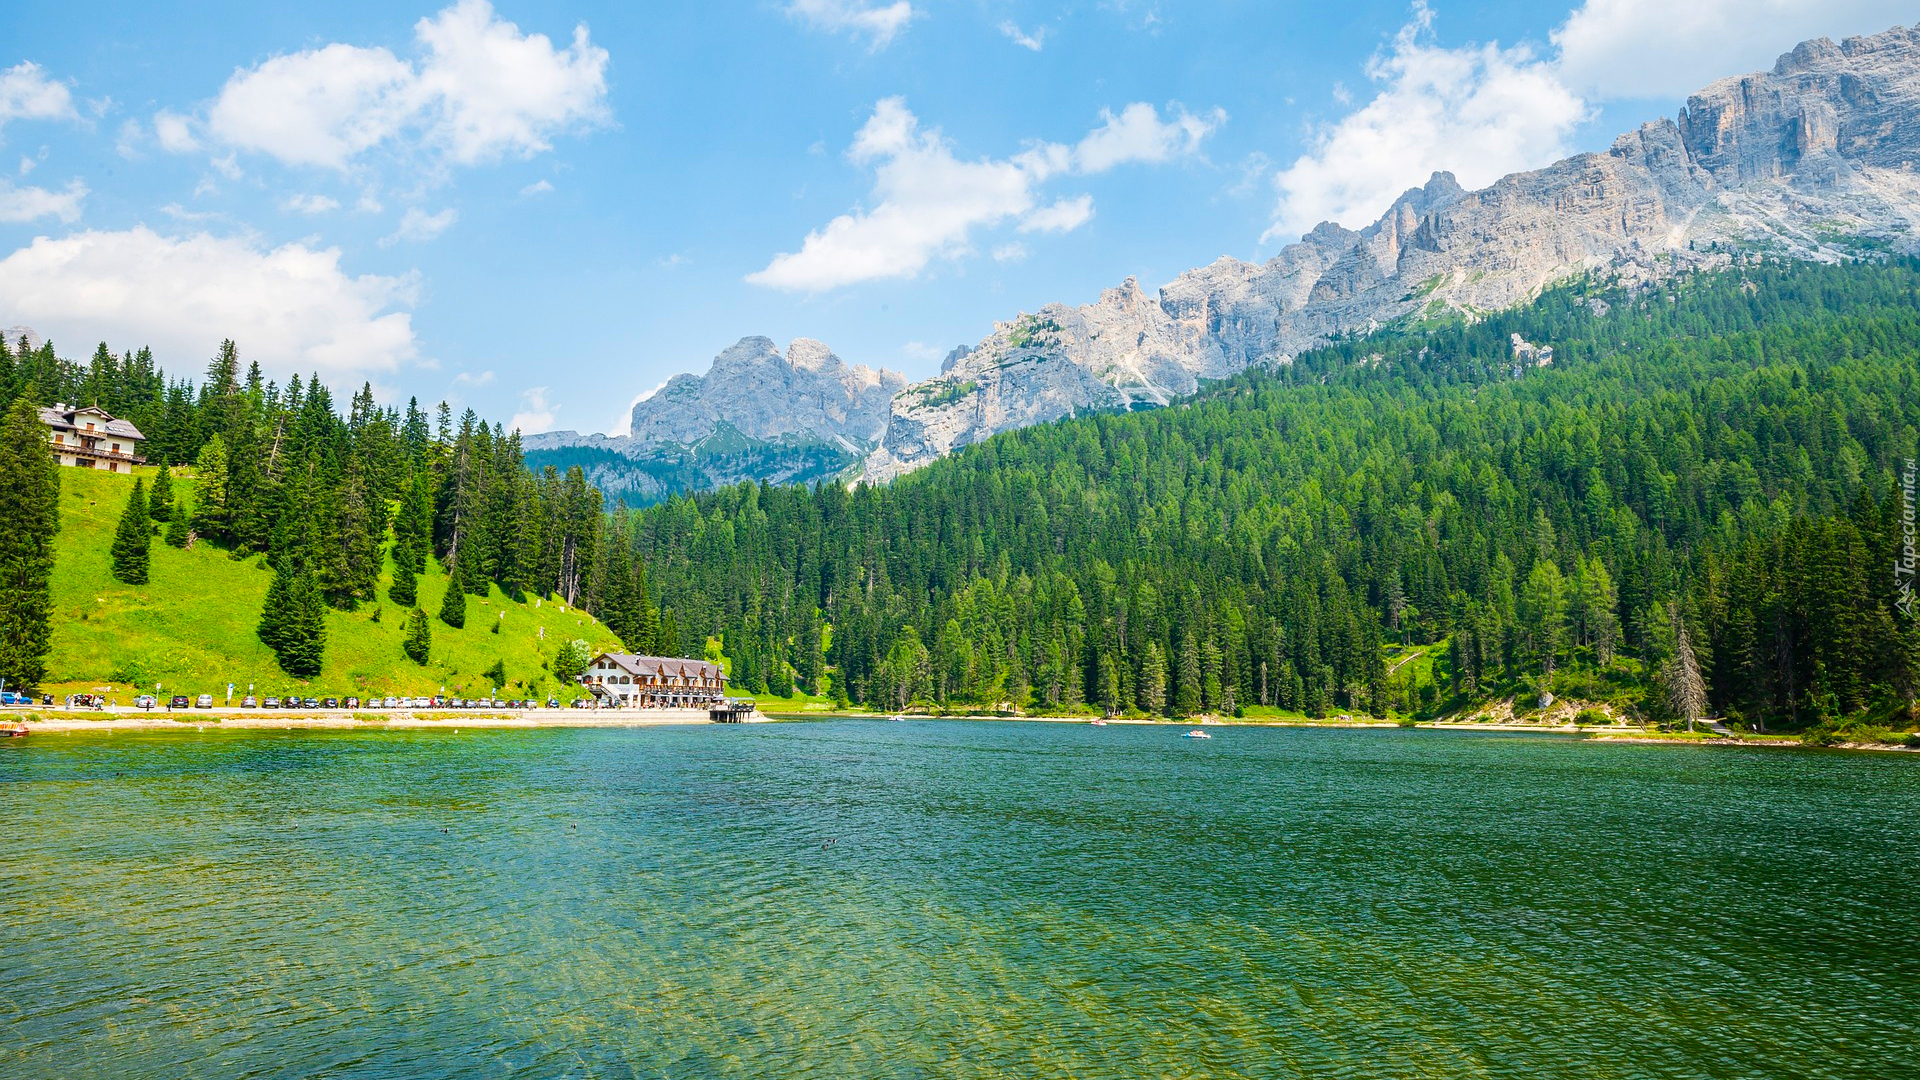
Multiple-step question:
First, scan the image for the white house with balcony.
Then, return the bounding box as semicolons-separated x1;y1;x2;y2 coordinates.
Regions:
39;404;147;472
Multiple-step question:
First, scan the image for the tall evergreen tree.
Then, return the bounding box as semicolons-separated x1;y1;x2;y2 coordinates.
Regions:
109;479;152;585
147;458;174;523
165;499;191;548
403;607;432;664
0;396;60;690
438;573;467;628
190;435;230;541
390;559;419;606
259;561;326;677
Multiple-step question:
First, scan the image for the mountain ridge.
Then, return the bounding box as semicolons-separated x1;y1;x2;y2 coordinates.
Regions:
540;22;1920;494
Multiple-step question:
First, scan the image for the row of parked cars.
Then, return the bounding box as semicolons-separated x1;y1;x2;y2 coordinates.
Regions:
127;695;565;710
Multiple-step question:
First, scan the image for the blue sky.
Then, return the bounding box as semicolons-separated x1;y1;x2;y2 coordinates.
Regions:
0;0;1913;435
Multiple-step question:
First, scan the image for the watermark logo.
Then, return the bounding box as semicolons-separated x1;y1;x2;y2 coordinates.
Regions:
1900;457;1917;621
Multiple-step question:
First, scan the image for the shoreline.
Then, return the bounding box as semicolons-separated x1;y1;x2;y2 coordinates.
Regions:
11;709;1916;753
10;706;749;733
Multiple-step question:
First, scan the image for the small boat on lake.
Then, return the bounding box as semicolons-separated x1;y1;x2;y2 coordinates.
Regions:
4;723;28;738
1090;718;1108;726
1182;729;1212;739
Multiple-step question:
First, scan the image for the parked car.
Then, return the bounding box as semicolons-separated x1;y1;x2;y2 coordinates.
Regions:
302;697;320;709
263;697;281;708
343;696;361;709
133;694;157;710
168;695;190;709
241;695;258;708
547;697;559;709
194;694;213;708
0;691;32;706
320;697;337;708
382;697;398;708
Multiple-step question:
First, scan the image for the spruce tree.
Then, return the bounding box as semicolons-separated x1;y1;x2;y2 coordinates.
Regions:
148;458;174;523
258;563;297;658
190;435;230;542
110;479;152;585
438;574;467;628
0;396;60;690
390;559;418;606
403;607;432;664
282;568;327;678
165;499;191;548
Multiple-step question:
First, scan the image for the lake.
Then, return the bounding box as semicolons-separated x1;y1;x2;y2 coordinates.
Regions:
3;722;1917;1079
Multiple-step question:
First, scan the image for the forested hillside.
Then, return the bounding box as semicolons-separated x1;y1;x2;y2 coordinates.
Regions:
632;260;1920;729
0;337;682;691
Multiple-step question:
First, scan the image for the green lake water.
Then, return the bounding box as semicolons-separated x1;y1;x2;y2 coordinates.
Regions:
3;722;1917;1079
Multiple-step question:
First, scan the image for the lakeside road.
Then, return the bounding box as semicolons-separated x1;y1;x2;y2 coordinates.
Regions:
12;707;755;733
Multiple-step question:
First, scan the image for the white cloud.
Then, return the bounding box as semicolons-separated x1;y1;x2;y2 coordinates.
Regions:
0;226;417;377
0;178;86;223
1019;194;1094;233
381;206;458;245
1000;21;1047;51
283;193;341;214
510;385;557;433
1266;4;1586;242
200;0;608;171
1553;0;1913;99
152;110;200;153
991;242;1028;263
453;369;495;386
0;62;78;134
786;0;916;50
519;178;553;195
1074;102;1224;173
750;97;1217;291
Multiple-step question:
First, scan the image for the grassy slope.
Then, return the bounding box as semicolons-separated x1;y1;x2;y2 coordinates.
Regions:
45;465;623;701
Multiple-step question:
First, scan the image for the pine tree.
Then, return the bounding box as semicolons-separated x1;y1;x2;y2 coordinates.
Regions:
148;458;174;523
0;396;60;690
190;435;230;542
403;607;432;664
258;563;295;658
390;559;418;606
1175;628;1202;715
438;573;467;628
282;568;327;678
110;479;152;585
1663;602;1708;732
1138;641;1167;715
659;608;680;658
165;499;191;548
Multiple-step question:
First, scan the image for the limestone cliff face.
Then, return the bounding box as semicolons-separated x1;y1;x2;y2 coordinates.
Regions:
529;336;905;458
862;23;1920;479
623;336;904;452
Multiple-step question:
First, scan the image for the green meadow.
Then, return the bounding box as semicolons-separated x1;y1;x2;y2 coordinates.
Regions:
43;464;623;701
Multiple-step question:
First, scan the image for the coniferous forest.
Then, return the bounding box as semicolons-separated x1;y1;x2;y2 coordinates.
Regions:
624;260;1920;730
0;338;677;686
2;259;1918;732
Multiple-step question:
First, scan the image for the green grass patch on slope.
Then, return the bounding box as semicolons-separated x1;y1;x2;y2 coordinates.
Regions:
44;465;623;701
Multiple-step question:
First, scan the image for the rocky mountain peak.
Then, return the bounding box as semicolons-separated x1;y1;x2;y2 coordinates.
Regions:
549;22;1920;497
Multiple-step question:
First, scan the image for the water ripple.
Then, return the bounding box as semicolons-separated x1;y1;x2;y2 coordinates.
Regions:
2;725;1917;1079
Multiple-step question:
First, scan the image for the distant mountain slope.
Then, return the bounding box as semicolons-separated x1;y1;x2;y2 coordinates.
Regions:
863;23;1920;478
555;23;1920;498
526;336;904;504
